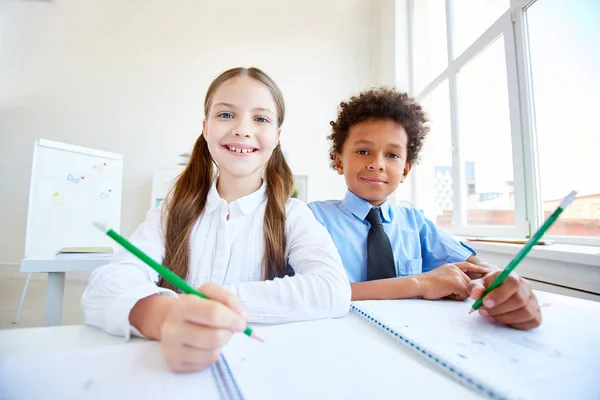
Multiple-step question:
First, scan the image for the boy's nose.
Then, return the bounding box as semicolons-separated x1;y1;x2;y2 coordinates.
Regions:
367;155;385;171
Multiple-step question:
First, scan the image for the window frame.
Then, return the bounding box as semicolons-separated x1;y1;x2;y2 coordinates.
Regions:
406;0;600;246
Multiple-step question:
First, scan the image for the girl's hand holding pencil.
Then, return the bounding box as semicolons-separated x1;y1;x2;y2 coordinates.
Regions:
94;222;261;373
130;283;248;373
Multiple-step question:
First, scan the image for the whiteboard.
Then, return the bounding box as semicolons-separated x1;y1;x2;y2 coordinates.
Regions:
24;139;123;257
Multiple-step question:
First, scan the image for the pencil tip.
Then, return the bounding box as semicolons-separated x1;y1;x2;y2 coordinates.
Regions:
93;222;108;232
251;332;264;342
468;308;475;314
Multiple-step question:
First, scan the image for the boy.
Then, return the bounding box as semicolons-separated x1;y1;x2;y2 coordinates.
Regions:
309;88;541;330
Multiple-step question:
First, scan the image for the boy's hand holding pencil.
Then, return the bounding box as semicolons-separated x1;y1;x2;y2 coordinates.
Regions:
468;273;541;330
465;190;577;330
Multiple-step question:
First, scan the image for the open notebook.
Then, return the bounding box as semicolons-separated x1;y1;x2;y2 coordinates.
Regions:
222;291;600;400
0;341;242;400
349;292;600;400
2;292;598;399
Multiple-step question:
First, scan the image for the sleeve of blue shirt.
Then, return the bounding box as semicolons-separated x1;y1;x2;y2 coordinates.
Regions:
414;210;476;273
307;202;325;226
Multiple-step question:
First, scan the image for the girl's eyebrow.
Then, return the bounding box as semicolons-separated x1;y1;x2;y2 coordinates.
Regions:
252;107;275;116
213;102;275;116
213;102;236;109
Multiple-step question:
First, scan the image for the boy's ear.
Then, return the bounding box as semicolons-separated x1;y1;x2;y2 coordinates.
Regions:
400;162;413;182
333;153;344;175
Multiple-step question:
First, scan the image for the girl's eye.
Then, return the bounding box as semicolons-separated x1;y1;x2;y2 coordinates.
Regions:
357;150;368;155
255;116;269;123
218;112;233;119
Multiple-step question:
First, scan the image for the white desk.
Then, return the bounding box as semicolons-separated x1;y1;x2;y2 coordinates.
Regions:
20;257;111;326
0;325;127;363
1;292;599;399
0;323;481;400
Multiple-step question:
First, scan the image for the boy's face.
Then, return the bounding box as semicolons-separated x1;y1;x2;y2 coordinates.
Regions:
334;119;412;206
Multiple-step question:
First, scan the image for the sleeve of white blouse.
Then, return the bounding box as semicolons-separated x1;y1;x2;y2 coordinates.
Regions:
227;201;351;323
81;206;177;339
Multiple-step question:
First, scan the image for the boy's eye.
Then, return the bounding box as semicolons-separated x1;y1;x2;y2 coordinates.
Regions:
255;116;269;123
356;150;369;155
387;153;400;159
218;112;233;119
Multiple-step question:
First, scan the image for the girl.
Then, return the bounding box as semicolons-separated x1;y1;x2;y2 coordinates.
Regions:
82;67;351;372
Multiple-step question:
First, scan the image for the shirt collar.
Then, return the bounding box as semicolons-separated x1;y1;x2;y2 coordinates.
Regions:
235;180;267;215
342;190;392;223
205;177;267;215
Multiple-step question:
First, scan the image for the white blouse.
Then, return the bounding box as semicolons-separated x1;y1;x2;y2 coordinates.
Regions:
81;180;351;338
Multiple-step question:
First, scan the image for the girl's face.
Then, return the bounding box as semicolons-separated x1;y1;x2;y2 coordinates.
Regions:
203;76;280;183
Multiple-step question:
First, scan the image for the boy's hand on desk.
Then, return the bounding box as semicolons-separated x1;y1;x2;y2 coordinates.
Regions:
418;263;490;301
468;272;542;330
160;283;248;373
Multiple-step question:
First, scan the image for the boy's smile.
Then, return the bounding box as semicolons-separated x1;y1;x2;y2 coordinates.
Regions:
334;119;412;206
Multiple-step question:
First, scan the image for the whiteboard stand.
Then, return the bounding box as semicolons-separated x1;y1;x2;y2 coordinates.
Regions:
16;139;123;326
17;257;111;326
12;273;32;324
46;271;65;326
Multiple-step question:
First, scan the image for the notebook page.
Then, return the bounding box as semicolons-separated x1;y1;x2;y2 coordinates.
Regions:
355;292;600;400
0;341;222;400
222;317;482;399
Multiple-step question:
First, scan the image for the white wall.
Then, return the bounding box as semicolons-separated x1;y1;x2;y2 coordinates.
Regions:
0;0;407;266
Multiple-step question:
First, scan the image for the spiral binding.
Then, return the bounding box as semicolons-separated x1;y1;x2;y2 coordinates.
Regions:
350;304;512;400
211;354;245;400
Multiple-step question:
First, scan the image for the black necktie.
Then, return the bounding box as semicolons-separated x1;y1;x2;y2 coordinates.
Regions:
366;207;396;281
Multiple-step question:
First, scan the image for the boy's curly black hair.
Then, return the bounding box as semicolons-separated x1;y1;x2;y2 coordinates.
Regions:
328;87;429;169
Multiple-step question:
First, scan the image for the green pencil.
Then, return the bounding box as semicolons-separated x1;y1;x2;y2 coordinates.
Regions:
93;222;262;341
470;190;578;313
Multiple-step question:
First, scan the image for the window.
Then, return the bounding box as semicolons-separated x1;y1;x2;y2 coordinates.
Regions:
409;0;599;243
459;35;515;227
416;80;452;230
453;0;510;57
526;0;600;238
412;0;447;94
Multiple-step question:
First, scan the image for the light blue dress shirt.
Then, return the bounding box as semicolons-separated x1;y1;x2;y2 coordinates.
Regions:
308;190;476;283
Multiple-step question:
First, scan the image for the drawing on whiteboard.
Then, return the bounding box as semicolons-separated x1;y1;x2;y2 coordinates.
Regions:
92;162;108;170
66;174;84;184
52;192;65;202
25;139;123;258
100;189;112;199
